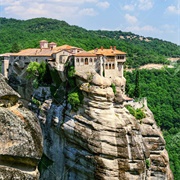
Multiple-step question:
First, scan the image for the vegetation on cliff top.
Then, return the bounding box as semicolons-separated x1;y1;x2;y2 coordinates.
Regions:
26;61;52;88
125;105;146;120
67;65;83;111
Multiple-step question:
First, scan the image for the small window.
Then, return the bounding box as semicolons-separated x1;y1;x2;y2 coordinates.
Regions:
81;58;84;62
120;56;124;59
90;58;93;63
76;58;79;63
105;64;108;69
112;63;115;69
109;64;112;69
85;58;88;65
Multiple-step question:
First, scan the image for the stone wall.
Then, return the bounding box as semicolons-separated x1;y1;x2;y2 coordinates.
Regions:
1;59;9;78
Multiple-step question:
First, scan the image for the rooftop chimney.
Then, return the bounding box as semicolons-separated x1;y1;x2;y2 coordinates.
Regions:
114;46;116;51
110;46;112;49
94;48;98;53
40;40;48;49
101;46;103;50
49;42;57;49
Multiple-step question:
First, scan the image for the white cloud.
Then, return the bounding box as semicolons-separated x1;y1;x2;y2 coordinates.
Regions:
3;0;99;20
167;5;180;14
162;24;176;33
5;5;26;15
46;0;98;3
122;0;153;11
122;4;134;11
4;2;79;19
125;14;138;24
138;0;153;10
79;8;97;16
96;1;110;9
1;0;99;6
0;0;21;6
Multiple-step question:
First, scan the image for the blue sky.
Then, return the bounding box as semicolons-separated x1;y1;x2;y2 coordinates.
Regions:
0;0;179;45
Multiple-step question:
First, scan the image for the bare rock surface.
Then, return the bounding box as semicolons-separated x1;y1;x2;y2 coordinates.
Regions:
35;75;173;180
0;74;43;179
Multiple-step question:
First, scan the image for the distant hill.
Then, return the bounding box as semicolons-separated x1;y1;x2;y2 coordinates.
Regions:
0;17;180;68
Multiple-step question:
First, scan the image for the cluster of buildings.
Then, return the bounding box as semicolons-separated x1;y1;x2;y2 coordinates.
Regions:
1;40;126;80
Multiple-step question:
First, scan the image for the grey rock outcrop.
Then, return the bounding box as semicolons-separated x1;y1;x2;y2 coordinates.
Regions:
0;74;20;107
31;73;173;180
0;74;43;179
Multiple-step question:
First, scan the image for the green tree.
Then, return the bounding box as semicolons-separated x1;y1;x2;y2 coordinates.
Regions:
26;61;47;88
26;61;46;80
10;42;21;53
67;92;80;111
133;70;140;98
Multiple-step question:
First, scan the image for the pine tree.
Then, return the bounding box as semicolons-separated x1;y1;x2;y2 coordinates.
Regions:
134;70;140;98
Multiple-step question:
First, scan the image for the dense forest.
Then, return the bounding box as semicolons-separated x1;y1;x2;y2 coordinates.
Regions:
0;17;179;179
125;69;180;179
0;17;180;68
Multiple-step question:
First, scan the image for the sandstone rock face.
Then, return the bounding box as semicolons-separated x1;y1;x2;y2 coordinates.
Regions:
0;76;43;179
32;75;173;180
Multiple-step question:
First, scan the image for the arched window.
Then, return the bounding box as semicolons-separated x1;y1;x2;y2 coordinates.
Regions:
112;63;115;69
105;64;108;69
109;64;112;69
90;58;93;63
76;58;79;63
81;58;84;62
85;58;88;65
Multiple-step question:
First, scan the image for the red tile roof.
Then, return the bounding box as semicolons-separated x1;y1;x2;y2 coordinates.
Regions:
12;44;83;56
74;51;97;57
89;47;126;56
13;48;53;56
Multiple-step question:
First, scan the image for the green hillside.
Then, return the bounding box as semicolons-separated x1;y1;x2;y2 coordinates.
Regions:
0;17;180;68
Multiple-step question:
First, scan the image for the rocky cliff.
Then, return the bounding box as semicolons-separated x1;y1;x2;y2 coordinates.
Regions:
0;74;43;179
24;71;173;180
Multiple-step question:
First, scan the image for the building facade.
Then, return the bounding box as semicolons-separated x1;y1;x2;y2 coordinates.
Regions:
1;41;126;81
74;46;126;79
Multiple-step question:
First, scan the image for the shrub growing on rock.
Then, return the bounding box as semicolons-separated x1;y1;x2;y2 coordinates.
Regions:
125;105;145;120
68;92;80;111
